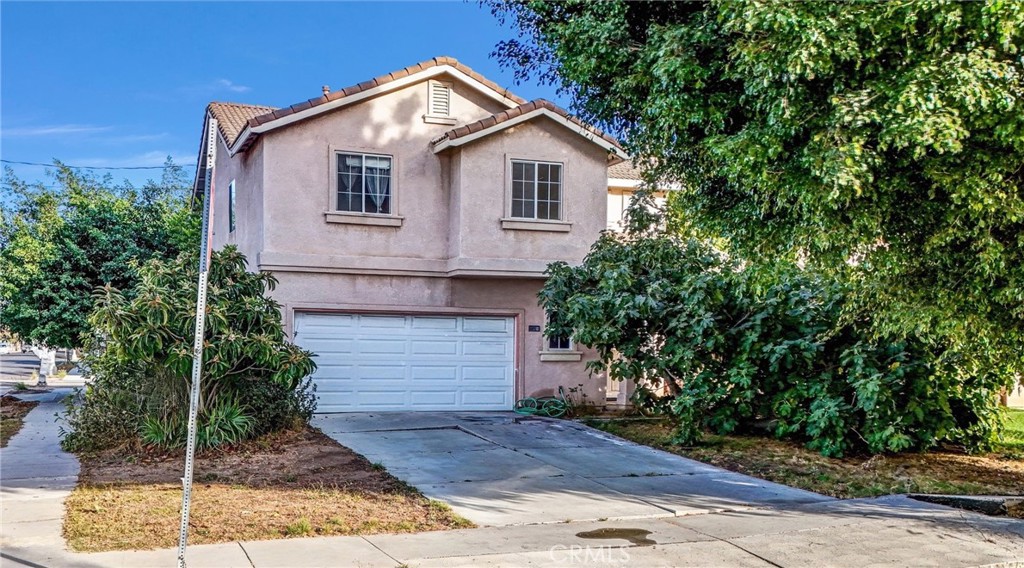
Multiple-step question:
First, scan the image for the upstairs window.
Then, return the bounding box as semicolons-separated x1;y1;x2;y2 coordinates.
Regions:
228;179;236;232
511;160;562;221
337;153;392;215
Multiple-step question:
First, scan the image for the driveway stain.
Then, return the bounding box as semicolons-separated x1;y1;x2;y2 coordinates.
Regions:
576;528;656;546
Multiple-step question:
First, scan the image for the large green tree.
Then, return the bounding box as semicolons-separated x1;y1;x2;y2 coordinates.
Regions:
0;160;198;348
490;1;1024;379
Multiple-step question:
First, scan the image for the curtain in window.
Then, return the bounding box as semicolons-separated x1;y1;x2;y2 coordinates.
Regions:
363;156;391;214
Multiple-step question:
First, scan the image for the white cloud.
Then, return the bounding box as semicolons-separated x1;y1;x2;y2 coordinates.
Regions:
71;151;195;168
213;79;251;93
1;124;113;137
174;79;252;97
95;132;171;145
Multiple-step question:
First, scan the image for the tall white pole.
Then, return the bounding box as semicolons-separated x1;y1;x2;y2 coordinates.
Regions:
177;116;218;568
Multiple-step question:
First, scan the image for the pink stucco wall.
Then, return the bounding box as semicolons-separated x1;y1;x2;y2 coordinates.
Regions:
212;137;264;266
449;119;610;272
259;78;507;263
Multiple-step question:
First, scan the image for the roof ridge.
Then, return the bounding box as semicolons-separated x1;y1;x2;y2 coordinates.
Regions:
208;101;277;108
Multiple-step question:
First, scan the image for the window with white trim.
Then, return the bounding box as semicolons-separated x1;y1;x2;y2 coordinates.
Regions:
511;160;562;220
228;179;236;232
546;310;573;351
336;153;392;215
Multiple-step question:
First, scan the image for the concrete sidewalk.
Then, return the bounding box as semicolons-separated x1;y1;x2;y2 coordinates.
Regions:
5;496;1021;567
1;404;1021;567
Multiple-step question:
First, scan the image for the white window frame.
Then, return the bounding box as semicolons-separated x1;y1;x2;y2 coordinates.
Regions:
539;310;581;362
228;179;236;233
331;151;395;216
509;159;564;222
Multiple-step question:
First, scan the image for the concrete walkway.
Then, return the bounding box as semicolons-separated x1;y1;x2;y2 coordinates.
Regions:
2;390;81;567
1;405;1021;567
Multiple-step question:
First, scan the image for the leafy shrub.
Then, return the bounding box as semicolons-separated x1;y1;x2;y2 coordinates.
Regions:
232;375;316;436
139;399;255;450
541;217;1013;456
60;246;317;452
60;356;148;453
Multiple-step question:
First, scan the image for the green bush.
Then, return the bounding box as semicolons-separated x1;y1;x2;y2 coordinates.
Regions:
232;375;317;436
140;399;255;450
541;214;1013;456
60;245;317;452
59;355;148;453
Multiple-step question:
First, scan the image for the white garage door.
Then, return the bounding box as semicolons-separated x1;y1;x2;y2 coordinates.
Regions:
293;313;515;412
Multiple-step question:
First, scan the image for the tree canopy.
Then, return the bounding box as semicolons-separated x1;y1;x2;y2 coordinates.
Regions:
0;160;199;348
490;0;1024;377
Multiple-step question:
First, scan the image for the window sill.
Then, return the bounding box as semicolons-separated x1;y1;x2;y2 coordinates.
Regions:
324;212;404;227
539;350;583;362
501;218;572;232
423;115;458;125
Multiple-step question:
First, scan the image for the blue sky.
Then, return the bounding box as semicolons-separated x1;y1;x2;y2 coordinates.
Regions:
1;1;559;189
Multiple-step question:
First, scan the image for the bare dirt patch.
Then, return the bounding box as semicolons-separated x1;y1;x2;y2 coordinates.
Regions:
1;395;39;447
587;418;1024;499
65;427;472;552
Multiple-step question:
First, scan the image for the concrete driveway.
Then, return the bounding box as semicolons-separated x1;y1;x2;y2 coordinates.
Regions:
314;412;831;527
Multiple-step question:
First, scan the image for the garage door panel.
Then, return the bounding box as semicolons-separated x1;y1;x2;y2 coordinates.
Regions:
295;313;515;412
462;340;512;357
357;391;411;407
300;314;357;330
359;315;408;329
411;317;460;331
462;317;512;333
302;338;356;353
357;339;408;355
409;391;459;407
357;365;407;380
410;366;459;381
460;390;511;407
312;363;355;378
462;366;509;382
411;340;459;355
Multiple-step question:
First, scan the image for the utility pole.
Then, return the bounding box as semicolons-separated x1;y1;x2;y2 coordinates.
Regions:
177;116;218;568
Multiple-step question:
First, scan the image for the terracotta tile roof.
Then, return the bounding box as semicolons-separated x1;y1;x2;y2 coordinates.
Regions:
207;102;278;146
431;99;623;154
233;56;527;148
609;160;642;180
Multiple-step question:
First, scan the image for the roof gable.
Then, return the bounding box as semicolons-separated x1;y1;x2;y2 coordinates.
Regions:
225;56;527;155
430;99;626;162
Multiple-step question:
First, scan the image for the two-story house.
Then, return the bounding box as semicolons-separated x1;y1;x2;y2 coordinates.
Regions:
194;57;630;413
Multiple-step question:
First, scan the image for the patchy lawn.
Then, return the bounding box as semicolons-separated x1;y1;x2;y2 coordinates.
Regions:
65;427;472;552
585;416;1024;499
1;395;39;447
1000;408;1024;452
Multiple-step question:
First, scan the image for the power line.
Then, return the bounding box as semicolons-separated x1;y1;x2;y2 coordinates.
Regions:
1;159;197;170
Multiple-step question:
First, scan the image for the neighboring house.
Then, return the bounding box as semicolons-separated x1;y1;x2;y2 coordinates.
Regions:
194;57;630;412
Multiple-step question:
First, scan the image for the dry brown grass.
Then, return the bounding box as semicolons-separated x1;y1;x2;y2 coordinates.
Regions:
587;418;1024;499
1;395;38;447
64;427;472;552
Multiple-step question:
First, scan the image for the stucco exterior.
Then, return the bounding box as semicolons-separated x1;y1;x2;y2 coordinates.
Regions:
201;61;624;408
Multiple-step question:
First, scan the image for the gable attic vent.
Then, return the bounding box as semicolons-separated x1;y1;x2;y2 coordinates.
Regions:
424;80;457;125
